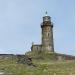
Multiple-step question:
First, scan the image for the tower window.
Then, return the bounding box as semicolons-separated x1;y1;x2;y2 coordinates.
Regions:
48;33;49;37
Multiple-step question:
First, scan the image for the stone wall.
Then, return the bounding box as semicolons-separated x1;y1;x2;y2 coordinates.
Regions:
31;45;42;51
57;53;75;60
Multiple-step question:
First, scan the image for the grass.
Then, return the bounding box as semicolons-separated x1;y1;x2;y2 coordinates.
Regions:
0;52;75;75
0;60;75;75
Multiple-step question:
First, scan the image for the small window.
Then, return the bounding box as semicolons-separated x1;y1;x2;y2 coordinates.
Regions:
48;33;49;37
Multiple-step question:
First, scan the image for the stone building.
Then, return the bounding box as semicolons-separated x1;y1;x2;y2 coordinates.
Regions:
31;12;54;52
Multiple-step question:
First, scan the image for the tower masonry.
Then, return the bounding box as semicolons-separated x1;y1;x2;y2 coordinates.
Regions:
31;13;54;52
41;15;54;52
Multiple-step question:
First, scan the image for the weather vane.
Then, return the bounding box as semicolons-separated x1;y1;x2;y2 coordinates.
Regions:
45;11;48;16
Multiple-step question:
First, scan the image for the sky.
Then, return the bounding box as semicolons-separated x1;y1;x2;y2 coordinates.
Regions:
0;0;75;55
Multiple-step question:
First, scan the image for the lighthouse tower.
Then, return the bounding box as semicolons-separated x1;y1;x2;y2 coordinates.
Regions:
41;12;54;52
31;12;54;52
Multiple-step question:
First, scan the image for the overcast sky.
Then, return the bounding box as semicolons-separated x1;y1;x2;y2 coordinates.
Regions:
0;0;75;55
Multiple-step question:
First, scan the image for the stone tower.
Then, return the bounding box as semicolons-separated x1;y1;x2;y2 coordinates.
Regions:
31;12;54;52
41;12;54;52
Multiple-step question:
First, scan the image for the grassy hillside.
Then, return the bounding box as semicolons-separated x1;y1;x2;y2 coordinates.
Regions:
0;52;75;75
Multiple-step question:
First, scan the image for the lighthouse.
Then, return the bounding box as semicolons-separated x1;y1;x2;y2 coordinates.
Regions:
31;12;54;52
41;12;54;52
